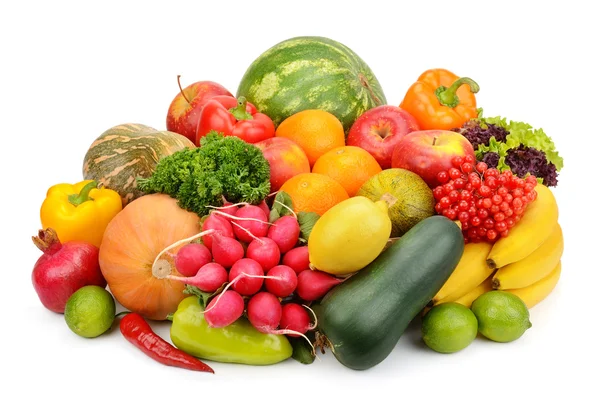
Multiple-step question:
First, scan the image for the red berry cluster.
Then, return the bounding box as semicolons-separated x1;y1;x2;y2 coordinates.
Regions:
432;155;538;243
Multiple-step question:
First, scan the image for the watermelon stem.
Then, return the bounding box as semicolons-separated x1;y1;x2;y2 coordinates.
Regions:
229;97;254;121
359;74;383;106
177;75;191;105
68;180;98;206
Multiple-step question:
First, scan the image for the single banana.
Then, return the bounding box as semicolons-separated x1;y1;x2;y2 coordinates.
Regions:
505;261;562;309
493;223;563;290
433;241;494;305
487;184;558;269
454;277;493;308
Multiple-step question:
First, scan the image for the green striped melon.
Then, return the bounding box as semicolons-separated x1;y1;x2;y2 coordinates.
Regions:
236;36;387;133
82;123;195;206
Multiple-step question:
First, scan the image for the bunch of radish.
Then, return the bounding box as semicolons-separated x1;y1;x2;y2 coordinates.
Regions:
166;199;344;341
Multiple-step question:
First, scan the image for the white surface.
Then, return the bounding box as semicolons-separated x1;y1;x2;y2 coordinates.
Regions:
1;1;597;399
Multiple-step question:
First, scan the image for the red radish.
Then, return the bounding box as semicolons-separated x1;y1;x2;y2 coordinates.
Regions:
167;262;227;293
267;215;300;254
230;205;269;242
204;290;245;328
174;243;212;277
280;303;315;337
246;292;282;334
212;232;244;268
258;200;270;217
296;270;344;301
246;237;280;272
229;258;264;295
282;246;310;274
31;228;106;313
201;213;235;250
265;265;297;297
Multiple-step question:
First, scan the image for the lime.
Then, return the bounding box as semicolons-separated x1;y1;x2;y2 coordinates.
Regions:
421;303;478;353
64;286;116;338
471;290;532;343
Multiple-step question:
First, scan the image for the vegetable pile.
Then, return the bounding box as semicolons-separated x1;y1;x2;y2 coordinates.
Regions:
30;35;565;374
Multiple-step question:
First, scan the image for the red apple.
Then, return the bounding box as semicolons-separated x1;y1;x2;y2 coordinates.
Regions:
391;130;475;188
166;76;232;142
254;137;311;192
346;105;420;169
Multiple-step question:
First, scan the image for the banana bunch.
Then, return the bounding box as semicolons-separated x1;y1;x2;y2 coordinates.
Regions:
432;184;562;309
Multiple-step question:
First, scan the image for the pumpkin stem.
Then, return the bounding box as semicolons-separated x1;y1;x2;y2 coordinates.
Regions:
151;229;216;279
177;75;191;105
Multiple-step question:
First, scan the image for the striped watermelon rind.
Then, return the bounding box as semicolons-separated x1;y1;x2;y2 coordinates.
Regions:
82;123;195;206
236;36;387;133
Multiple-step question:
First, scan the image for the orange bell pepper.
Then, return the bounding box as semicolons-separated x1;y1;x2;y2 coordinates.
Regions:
400;69;480;131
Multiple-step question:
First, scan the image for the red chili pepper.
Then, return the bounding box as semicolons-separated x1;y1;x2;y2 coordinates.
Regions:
120;312;214;374
195;95;275;146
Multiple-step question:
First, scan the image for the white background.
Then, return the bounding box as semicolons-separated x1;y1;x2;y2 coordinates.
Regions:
1;1;598;399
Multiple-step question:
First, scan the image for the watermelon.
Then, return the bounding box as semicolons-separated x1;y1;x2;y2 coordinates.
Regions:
82;123;194;206
236;36;387;133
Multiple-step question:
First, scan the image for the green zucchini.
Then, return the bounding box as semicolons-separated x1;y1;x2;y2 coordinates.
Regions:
314;215;464;370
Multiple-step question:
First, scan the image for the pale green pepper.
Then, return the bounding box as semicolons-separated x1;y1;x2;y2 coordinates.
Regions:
169;296;292;365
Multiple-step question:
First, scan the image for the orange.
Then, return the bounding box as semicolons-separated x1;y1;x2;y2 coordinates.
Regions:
275;110;346;167
312;146;383;197
279;173;349;216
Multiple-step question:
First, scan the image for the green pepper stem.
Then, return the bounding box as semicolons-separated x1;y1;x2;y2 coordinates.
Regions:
68;180;98;206
229;96;254;121
435;77;480;108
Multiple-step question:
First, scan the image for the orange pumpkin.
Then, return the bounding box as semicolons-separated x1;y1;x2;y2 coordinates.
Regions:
99;194;204;320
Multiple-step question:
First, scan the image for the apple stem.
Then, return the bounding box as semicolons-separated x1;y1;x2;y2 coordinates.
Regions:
432;136;438;146
435;77;480;108
177;75;191;105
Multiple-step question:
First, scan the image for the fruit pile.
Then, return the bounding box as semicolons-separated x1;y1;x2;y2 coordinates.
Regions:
30;35;564;374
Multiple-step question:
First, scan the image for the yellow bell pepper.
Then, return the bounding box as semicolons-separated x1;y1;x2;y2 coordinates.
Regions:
40;180;123;248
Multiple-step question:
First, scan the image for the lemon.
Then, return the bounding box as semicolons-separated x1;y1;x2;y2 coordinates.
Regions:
308;196;392;275
64;286;116;338
421;303;478;353
471;290;532;343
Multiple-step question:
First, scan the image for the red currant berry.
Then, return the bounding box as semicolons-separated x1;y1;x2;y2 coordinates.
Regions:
461;163;474;173
482;198;493;209
437;171;449;184
513;198;523;209
433;186;445;200
475;162;488;173
449;168;462;180
460;190;472;201
458;211;470;222
451;156;465;168
483;218;495;229
478;185;492;197
495;221;508;232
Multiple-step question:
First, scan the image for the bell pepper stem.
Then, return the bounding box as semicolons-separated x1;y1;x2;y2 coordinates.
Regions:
68;180;98;206
435;77;480;108
229;96;254;121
